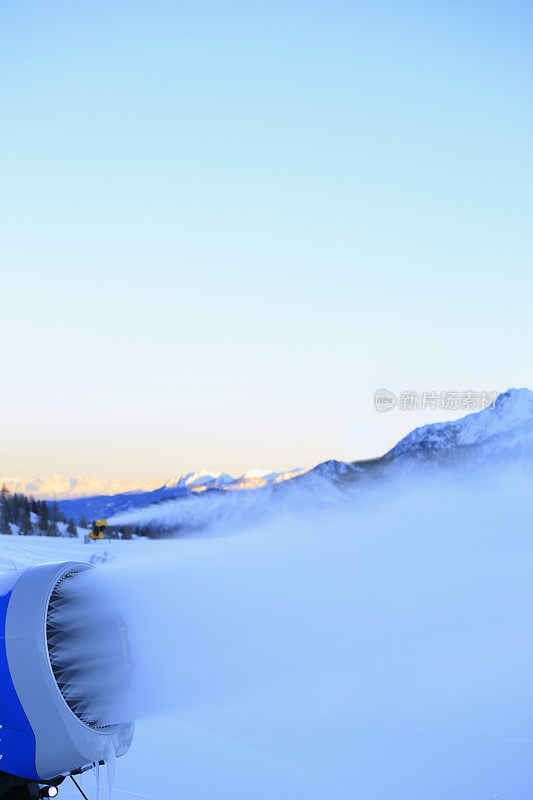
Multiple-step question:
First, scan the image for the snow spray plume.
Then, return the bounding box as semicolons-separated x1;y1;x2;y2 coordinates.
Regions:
73;466;533;800
46;571;134;728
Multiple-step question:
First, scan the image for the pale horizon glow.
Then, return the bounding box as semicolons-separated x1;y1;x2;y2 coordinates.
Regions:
1;1;532;480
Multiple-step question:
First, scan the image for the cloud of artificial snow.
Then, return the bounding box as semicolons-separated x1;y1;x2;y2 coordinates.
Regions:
63;467;533;799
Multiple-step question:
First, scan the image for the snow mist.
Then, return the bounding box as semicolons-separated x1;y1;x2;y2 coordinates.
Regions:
65;468;533;799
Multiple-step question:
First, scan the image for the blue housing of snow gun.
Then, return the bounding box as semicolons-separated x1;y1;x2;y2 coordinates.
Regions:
0;562;133;781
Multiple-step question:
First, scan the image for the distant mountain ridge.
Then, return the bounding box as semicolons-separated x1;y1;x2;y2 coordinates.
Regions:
6;388;532;526
382;387;533;467
0;467;309;501
103;387;533;532
0;475;161;500
20;467;314;522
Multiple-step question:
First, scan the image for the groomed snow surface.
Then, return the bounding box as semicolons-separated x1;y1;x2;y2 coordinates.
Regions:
3;467;533;800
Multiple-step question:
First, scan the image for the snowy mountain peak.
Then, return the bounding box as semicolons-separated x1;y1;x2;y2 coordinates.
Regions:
492;387;533;421
229;467;308;490
163;468;311;492
388;387;533;460
242;469;277;479
164;471;235;491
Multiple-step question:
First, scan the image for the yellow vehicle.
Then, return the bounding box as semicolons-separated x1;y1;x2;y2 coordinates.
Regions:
89;518;107;540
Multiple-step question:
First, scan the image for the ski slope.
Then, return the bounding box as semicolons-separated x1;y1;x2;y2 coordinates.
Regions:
3;468;533;800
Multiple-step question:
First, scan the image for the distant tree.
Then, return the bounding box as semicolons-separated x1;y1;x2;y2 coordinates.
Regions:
67;519;78;538
19;507;33;535
78;516;89;529
1;485;11;535
3;500;13;524
137;525;162;539
18;496;30;525
0;489;65;537
46;521;59;537
120;525;132;540
1;514;11;535
11;493;23;521
50;500;66;523
38;501;50;528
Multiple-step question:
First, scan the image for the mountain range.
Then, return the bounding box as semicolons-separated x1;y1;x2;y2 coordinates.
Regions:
0;467;311;501
4;388;532;529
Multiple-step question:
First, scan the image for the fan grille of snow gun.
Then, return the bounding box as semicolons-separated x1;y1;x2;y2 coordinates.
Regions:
46;569;131;729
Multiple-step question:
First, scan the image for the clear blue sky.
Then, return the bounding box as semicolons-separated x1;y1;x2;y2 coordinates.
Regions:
1;0;532;480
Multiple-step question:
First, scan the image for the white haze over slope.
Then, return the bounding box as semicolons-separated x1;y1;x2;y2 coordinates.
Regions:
37;465;533;799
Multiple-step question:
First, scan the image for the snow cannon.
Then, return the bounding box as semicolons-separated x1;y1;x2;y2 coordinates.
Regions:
0;561;134;788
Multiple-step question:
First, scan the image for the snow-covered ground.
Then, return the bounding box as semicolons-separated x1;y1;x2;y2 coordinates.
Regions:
3;466;533;800
0;534;160;574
